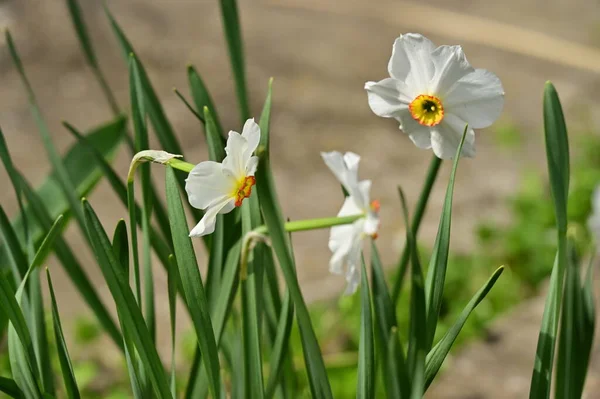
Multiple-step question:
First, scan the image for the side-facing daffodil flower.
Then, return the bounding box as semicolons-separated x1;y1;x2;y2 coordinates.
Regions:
365;33;504;159
588;186;600;247
185;118;260;237
322;151;380;294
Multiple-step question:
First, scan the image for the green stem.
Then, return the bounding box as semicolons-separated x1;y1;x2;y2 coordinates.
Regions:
255;214;362;235
241;214;363;278
167;159;195;174
391;155;442;304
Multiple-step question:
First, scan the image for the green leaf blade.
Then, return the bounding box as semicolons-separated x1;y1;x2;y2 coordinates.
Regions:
46;269;81;399
165;167;221;399
356;259;374;399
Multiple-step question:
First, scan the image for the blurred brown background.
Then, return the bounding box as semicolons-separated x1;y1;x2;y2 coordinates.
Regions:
1;0;600;397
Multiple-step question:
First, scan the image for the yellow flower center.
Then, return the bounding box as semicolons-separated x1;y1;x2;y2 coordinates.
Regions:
233;176;256;207
409;94;444;127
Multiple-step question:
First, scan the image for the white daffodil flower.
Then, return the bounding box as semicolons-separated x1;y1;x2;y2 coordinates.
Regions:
322;151;380;294
588;186;600;247
185;118;260;237
365;33;505;159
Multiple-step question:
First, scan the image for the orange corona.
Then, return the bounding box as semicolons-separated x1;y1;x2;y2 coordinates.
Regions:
408;94;444;127
234;176;256;207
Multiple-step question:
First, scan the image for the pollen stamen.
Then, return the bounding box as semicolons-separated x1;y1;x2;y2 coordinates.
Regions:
408;94;444;127
234;176;256;207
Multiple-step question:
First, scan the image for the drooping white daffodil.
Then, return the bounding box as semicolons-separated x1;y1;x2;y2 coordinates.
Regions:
588;186;600;247
322;151;380;294
185;118;260;237
365;33;505;159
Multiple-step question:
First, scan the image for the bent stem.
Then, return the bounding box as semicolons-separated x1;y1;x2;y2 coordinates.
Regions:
240;214;364;278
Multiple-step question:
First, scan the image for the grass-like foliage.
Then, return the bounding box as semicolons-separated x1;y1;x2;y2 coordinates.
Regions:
0;1;596;398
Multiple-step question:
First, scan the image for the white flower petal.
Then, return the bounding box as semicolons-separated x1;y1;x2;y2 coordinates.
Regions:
343;242;362;295
185;161;235;210
246;156;259;176
388;33;435;92
365;78;411;118
336;196;364;218
321;151;360;194
429;45;474;96
242;118;261;162
393;108;434;149
364;212;379;236
329;231;354;275
406;126;433;149
430;114;476;159
444;68;504;129
223;131;248;178
189;197;234;237
356;180;372;210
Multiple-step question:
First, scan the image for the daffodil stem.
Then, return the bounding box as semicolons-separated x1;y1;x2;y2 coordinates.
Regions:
254;214;363;235
167;158;195;173
240;214;363;279
391;155;443;304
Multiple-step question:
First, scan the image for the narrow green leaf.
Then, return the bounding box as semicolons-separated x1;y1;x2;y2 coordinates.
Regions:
203;107;226;162
65;0;97;67
82;199;172;399
0;127;29;282
424;126;468;351
188;66;224;135
16;171;122;349
254;79;332;398
6;29;88;235
398;187;426;398
66;0;119;113
28;270;54;395
219;0;250;123
255;133;332;399
103;5;181;152
165;167;221;399
265;291;294;399
529;82;570;399
371;242;410;398
392;155;442;304
174;88;204;122
46;269;81;399
129;54;156;340
1;214;62;399
103;5;207;229
555;242;594;398
111;220;150;399
425;266;504;390
0;376;25;399
0;206;28;284
241;201;265;399
62;122;173;264
4;115;126;257
258;78;273;153
357;258;375;399
167;255;178;399
0;276;42;398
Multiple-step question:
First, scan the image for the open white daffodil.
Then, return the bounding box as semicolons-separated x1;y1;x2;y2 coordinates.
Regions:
365;33;504;159
322;151;380;294
185;118;260;237
588;186;600;247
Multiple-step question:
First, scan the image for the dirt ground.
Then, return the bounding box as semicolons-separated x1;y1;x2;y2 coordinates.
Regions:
1;0;600;397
